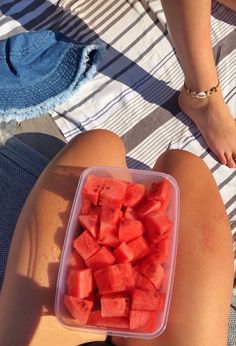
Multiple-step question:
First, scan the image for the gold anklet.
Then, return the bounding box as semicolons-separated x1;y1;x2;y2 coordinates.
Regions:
184;80;219;99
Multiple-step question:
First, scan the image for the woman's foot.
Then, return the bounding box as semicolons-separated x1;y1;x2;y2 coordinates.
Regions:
178;86;236;168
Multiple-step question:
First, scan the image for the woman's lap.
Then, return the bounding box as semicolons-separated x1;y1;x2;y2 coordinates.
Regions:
0;130;234;346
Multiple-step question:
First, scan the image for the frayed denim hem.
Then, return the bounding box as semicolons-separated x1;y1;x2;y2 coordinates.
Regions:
0;43;106;122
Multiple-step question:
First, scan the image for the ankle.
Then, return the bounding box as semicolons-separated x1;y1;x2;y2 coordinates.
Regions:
179;84;224;106
184;79;219;99
184;78;219;93
178;87;208;110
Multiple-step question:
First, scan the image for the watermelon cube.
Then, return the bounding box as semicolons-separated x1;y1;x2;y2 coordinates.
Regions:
119;219;144;243
99;178;127;208
73;230;100;260
149;231;169;245
147;179;171;210
131;289;165;311
133;267;156;291
123;207;137;220
64;295;93;324
86;246;115;271
129;310;153;330
136;200;162;219
66;268;93;299
123;183;146;208
68;250;86;269
150;237;170;264
78;214;98;238
98;223;119;248
100;205;121;226
94;263;135;294
144;211;172;243
82;175;105;205
114;242;134;263
140;259;165;290
127;236;150;262
101;293;129;317
88;310;129;329
80;198;91;215
130;311;158;332
80;198;102;217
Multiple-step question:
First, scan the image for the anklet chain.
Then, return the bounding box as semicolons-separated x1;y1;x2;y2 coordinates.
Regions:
184;80;219;99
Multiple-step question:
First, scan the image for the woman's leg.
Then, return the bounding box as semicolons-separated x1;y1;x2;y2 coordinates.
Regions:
112;150;234;346
0;130;127;346
160;0;236;168
217;0;236;11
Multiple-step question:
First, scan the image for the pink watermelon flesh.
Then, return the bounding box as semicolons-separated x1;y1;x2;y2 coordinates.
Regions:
144;211;172;243
78;214;98;238
88;310;129;329
150;237;170;264
82;175;105;205
119;219;144;243
66;268;93;299
140;259;165;290
136;199;162;219
80;198;102;217
64;295;93;324
131;288;165;311
123;207;137;220
114;242;134;263
100;205;121;226
127;236;150;262
68;250;86;269
132;311;158;332
86;246;115;271
94;263;135;294
133;267;156;291
98;222;119;248
73;230;100;260
101;293;129;317
99;178;127;208
147;179;171;210
123;183;146;208
129;310;153;330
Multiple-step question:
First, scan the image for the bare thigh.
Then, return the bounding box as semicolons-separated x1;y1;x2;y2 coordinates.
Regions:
113;150;234;346
0;130;127;346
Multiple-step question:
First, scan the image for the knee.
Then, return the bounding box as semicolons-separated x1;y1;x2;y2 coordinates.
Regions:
88;129;124;146
67;130;126;167
163;149;202;163
156;149;208;171
71;129;125;151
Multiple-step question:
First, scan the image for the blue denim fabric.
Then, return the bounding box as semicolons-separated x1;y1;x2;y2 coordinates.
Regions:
0;137;49;288
0;30;105;121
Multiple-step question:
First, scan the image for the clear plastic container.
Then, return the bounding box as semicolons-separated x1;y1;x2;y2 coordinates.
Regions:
55;166;180;339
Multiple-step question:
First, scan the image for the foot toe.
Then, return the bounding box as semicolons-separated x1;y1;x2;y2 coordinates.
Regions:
225;153;236;169
217;152;227;165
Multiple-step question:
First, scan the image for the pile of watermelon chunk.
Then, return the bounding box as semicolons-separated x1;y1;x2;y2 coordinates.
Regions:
64;175;173;332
